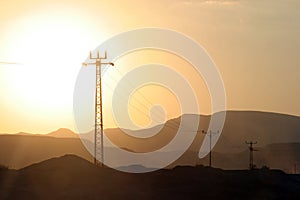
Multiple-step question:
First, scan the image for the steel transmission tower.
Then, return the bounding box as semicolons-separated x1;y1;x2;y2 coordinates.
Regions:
83;51;114;166
245;141;258;170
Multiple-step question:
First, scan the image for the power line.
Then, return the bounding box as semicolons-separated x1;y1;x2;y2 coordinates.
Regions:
103;66;203;138
115;68;168;122
114;68;186;129
102;79;180;132
104;72;159;120
102;71;181;131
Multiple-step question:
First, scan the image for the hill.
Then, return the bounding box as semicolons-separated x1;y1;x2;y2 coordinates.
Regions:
104;111;300;153
46;128;79;138
1;111;300;171
0;155;300;200
0;135;93;169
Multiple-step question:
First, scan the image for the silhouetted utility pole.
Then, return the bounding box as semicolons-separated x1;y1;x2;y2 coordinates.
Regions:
294;163;297;174
202;130;219;167
83;51;114;166
245;141;258;170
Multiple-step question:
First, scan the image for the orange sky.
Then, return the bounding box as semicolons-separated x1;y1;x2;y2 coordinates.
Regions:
0;0;299;133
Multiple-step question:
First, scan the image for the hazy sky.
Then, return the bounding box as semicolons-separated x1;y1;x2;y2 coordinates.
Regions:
0;0;299;133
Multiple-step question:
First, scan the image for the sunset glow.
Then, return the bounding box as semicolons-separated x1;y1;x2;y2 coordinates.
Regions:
0;0;299;134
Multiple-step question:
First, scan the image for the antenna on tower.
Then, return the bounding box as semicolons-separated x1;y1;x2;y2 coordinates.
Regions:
82;51;115;167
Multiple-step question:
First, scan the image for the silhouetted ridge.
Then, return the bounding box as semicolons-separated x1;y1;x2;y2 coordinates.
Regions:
21;154;95;171
1;155;300;199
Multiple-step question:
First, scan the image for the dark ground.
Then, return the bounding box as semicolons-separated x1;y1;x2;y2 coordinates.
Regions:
1;155;300;200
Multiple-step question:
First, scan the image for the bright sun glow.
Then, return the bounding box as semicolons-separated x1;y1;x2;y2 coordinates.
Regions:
5;9;99;115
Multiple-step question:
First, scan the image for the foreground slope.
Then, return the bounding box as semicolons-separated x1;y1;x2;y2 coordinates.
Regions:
1;155;300;200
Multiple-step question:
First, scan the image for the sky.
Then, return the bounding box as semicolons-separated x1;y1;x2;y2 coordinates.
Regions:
0;0;299;133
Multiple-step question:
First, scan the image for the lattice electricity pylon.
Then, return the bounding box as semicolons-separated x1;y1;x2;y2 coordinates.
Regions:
82;51;114;166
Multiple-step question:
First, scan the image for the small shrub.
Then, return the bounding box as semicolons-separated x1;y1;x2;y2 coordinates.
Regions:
0;164;9;171
261;165;270;170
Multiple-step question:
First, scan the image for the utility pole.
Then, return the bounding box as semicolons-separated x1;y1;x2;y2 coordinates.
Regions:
245;141;258;170
202;130;219;167
83;51;114;166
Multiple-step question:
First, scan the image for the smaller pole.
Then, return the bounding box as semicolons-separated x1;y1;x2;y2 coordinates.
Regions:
209;131;212;167
202;130;218;167
245;141;258;170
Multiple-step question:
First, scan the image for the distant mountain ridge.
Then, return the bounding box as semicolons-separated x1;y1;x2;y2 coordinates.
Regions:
46;128;79;138
104;110;300;153
2;110;300;146
1;128;79;138
0;110;300;171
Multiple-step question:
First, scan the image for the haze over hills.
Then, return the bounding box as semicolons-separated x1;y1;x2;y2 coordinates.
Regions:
0;111;300;172
0;135;93;169
9;128;79;138
104;111;300;153
1;154;300;200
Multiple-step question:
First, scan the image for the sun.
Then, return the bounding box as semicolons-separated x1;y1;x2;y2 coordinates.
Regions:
5;8;100;117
